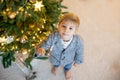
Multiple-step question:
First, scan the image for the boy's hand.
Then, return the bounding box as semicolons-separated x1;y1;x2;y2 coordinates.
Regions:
36;48;46;56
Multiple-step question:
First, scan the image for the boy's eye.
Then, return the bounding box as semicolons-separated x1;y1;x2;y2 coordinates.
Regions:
62;25;66;28
69;27;73;30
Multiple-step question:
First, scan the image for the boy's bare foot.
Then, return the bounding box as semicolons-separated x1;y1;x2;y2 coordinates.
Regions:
65;70;72;80
51;66;57;75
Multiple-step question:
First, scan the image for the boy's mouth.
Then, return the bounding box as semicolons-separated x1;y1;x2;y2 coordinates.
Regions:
63;39;70;42
62;33;69;36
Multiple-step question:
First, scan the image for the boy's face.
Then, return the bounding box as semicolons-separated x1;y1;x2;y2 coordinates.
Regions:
58;20;77;41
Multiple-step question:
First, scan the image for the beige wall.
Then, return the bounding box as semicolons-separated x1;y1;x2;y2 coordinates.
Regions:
62;0;120;80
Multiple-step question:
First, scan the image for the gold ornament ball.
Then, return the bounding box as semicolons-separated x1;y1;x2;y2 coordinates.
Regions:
8;12;17;19
29;23;35;29
20;35;28;43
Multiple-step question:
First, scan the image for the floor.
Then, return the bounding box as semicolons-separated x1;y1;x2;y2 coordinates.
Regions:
0;58;78;80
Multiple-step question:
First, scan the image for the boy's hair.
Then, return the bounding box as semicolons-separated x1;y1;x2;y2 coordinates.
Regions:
58;12;80;27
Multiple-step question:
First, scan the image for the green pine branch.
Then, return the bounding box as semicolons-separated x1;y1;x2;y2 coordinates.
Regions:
0;0;67;69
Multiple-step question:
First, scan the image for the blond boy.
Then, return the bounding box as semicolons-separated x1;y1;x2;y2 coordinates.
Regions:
35;13;84;80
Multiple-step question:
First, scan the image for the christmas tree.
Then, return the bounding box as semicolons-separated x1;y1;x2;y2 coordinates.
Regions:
0;0;67;69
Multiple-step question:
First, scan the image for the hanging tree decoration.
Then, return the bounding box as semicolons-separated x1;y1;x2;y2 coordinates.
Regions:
8;12;17;19
20;35;28;43
0;0;67;69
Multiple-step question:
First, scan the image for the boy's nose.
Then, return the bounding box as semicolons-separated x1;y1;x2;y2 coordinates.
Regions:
64;28;69;32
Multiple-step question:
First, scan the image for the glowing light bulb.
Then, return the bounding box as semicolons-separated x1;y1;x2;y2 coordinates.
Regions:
0;37;6;43
33;36;35;39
